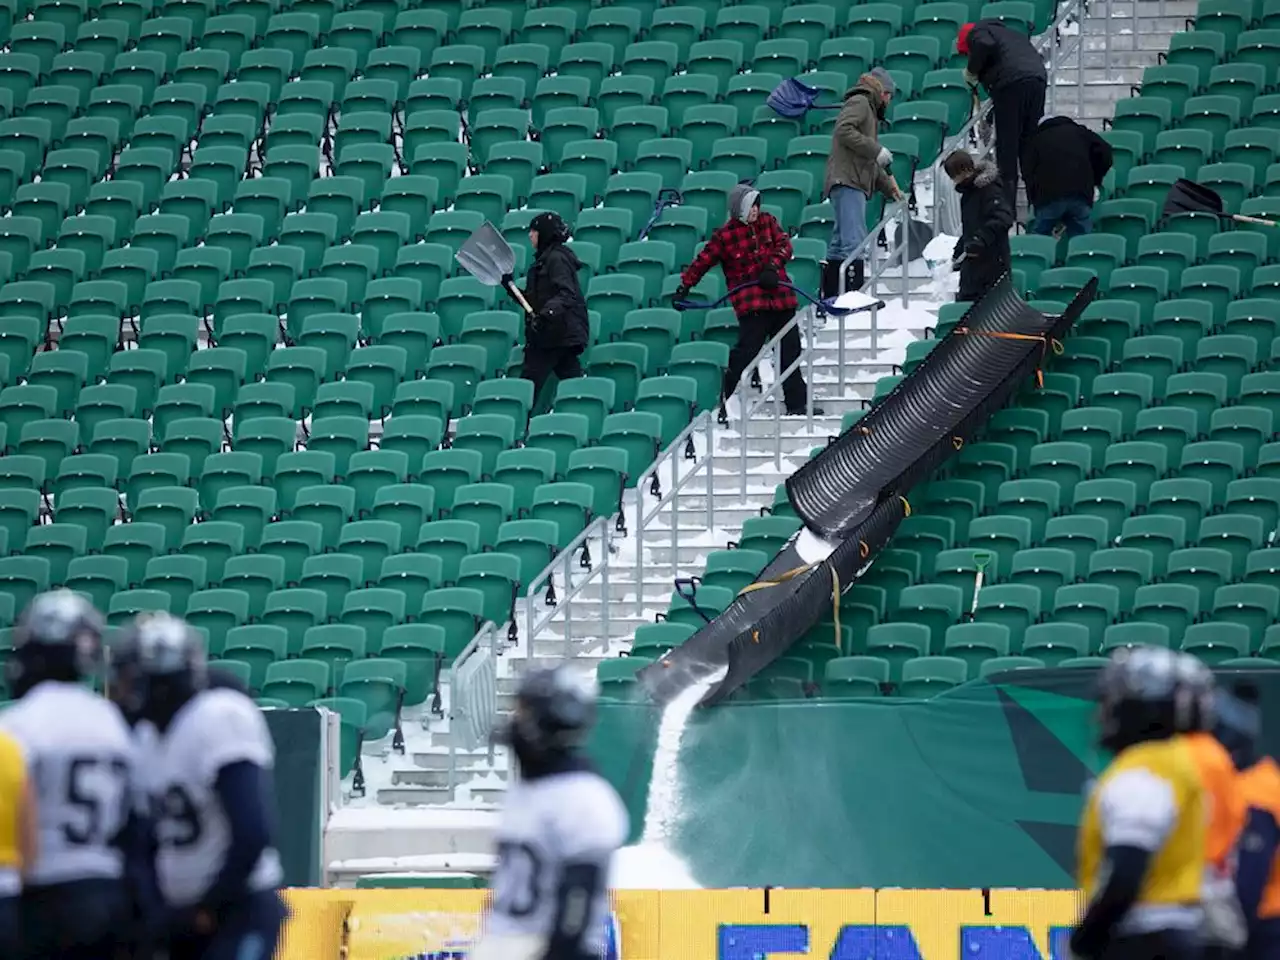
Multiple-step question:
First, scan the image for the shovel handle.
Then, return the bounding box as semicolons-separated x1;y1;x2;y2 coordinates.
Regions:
505;280;536;316
1231;213;1280;227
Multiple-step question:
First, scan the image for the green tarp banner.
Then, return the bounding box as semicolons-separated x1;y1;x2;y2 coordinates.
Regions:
588;667;1280;889
266;708;324;887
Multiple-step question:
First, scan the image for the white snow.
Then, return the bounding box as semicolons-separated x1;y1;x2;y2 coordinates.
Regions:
610;843;702;890
795;527;838;565
641;668;726;846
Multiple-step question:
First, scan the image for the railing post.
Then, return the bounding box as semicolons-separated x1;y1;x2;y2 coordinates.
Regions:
670;441;680;581
898;205;909;309
1048;19;1058;114
805;310;815;431
1077;3;1085;120
837;311;847;397
635;483;646;599
561;549;572;659
600;542;610;653
704;416;714;531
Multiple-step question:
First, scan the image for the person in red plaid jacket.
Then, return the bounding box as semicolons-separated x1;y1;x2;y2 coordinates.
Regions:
674;184;818;416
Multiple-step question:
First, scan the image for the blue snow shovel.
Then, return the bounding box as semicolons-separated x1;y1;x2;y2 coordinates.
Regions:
766;77;843;118
637;188;684;240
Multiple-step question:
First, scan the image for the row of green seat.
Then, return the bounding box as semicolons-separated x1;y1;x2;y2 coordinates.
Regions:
0;336;726;429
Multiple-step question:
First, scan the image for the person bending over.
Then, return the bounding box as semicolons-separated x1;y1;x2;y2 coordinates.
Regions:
1021;114;1113;239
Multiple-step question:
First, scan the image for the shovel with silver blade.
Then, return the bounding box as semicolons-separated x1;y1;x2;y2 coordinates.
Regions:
455;221;536;316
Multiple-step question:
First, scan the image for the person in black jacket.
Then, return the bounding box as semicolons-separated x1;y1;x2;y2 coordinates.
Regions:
945;151;1014;303
1021;115;1114;238
506;211;589;403
958;19;1047;212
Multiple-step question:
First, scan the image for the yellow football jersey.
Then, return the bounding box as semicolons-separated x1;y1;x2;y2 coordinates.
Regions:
0;729;26;893
1078;735;1207;933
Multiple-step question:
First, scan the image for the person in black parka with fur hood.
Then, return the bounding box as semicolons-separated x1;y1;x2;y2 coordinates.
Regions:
510;211;589;401
944;150;1014;303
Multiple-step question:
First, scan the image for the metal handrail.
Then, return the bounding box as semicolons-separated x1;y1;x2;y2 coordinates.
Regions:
522;515;615;658
446;619;499;793
838;201;912;308
633;409;717;594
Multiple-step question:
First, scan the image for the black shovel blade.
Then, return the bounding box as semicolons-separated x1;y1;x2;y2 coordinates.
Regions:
1163;178;1226;220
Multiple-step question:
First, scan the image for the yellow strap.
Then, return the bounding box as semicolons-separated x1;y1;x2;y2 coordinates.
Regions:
738;561;845;651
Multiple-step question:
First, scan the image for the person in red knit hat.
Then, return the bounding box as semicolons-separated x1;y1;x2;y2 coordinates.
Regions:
957;19;1047;213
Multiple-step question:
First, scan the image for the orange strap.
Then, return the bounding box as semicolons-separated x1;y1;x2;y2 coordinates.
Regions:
953;326;1065;388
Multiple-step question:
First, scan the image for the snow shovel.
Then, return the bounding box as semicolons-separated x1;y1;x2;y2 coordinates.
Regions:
455;221;536;315
1163;179;1279;227
638;188;683;240
766;77;842;118
902;216;935;262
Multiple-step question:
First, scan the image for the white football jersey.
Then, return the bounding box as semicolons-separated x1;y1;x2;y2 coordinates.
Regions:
0;681;135;887
485;770;629;955
144;688;283;907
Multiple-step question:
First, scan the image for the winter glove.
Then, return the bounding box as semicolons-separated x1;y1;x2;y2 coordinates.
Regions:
963;68;979;87
527;309;551;338
758;267;779;290
674;283;690;301
876;146;893;168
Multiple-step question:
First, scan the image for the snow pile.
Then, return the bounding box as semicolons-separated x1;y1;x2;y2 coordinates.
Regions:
922;232;962;303
611;843;701;889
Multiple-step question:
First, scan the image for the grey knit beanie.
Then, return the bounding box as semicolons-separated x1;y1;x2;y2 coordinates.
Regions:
869;67;896;96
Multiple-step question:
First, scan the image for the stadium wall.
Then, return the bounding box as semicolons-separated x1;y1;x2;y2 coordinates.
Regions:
591;666;1280;888
276;887;1084;960
265;708;325;886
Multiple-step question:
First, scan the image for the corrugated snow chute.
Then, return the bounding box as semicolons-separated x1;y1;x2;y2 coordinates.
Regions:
636;274;1099;708
786;275;1091;541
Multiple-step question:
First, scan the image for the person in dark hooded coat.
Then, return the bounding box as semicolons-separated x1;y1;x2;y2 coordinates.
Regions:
944;150;1014;303
506;211;589;402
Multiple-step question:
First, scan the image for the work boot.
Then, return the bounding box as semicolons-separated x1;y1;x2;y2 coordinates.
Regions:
819;260;841;299
844;259;865;293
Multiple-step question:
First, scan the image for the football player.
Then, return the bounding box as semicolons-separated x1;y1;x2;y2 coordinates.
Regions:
0;726;36;958
1072;646;1208;960
1217;683;1280;960
117;612;286;960
472;666;629;960
1;590;137;959
1176;653;1249;958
